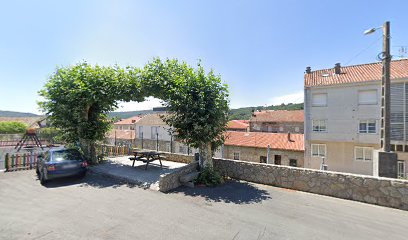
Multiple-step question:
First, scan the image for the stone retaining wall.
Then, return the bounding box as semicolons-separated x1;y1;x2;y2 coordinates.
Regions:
159;161;198;192
213;158;408;210
162;152;194;164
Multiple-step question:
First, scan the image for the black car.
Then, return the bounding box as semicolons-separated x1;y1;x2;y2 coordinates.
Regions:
36;148;88;185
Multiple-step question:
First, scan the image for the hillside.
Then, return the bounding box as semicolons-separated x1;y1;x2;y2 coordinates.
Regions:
108;110;156;119
1;103;303;121
0;110;40;118
229;103;304;120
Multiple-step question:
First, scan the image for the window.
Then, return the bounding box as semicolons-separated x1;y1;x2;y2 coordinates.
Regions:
289;159;297;167
279;126;284;132
354;147;373;161
260;156;267;163
312;93;327;107
166;143;171;153
359;120;376;133
151;126;158;140
179;145;186;154
398;161;405;178
311;144;326;157
138;126;143;139
358;90;377;105
295;127;300;133
274;155;281;165
312;120;327;132
233;152;240;160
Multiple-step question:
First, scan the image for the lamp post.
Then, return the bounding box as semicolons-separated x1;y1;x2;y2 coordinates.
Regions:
364;21;391;152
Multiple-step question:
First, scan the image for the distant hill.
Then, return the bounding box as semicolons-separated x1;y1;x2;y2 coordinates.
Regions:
0;110;40;118
108;110;156;119
1;103;303;122
229;103;304;120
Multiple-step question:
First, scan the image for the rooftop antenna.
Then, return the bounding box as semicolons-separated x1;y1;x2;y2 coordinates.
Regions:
395;46;407;59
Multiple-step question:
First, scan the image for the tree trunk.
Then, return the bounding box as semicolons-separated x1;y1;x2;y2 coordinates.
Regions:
199;142;213;168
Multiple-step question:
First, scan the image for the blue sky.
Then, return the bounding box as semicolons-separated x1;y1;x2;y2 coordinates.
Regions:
0;0;407;114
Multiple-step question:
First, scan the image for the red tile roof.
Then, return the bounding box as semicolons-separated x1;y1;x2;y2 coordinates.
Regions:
114;116;142;125
224;131;304;151
305;59;408;87
107;130;135;140
227;120;249;130
250;110;304;123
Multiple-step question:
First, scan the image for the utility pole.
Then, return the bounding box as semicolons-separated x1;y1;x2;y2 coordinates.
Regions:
381;21;391;152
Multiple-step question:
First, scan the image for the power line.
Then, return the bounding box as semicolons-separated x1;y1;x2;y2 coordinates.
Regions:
345;35;382;65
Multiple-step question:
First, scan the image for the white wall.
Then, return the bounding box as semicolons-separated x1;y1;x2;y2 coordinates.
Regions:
305;82;381;144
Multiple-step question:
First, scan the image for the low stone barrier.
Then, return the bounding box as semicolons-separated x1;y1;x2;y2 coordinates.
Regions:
162;152;194;164
213;158;408;210
159;161;198;192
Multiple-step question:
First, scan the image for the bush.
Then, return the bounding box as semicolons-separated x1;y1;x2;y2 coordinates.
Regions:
0;122;27;134
194;166;224;187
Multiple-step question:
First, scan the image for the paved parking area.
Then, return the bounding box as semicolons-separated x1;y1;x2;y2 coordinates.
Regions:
0;170;407;240
91;156;186;190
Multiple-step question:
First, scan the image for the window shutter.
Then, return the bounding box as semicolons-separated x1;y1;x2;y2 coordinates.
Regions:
358;90;377;105
312;93;327;106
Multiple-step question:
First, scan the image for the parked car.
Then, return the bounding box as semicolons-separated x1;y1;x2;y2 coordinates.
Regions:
36;148;88;185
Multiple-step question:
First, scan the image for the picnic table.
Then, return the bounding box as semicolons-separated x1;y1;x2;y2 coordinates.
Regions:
129;150;164;170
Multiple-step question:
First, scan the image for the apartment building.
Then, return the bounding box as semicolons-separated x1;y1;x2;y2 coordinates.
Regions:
304;60;408;177
249;110;304;133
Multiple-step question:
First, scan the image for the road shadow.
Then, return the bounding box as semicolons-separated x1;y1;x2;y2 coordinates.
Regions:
170;179;271;204
41;172;136;189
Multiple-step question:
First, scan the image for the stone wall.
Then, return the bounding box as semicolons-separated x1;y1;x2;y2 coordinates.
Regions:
159;161;198;192
213;158;408;210
162;152;194;164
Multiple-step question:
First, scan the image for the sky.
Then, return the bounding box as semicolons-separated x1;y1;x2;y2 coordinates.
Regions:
0;0;407;114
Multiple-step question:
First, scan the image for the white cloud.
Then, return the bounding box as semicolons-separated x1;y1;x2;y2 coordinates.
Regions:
268;91;304;105
115;97;164;112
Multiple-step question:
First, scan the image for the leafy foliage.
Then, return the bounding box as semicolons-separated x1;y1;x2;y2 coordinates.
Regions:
39;59;229;166
229;103;304;120
37;127;63;144
38;62;145;162
141;59;229;151
194;166;224;187
0;121;27;134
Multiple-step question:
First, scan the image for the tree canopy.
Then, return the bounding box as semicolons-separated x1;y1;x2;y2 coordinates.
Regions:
39;59;229;166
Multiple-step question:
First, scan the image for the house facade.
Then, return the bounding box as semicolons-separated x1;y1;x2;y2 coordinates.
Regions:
249;110;304;133
304;60;408;177
134;113;197;155
215;131;304;167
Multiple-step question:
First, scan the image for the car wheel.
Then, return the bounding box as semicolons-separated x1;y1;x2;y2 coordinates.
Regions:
78;171;86;179
40;171;47;185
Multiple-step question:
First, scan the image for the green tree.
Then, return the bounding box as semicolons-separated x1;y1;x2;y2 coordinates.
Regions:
39;63;145;163
140;58;229;167
39;59;229;167
0;122;27;134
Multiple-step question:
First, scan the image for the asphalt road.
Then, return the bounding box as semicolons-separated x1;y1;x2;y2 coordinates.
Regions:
0;170;407;240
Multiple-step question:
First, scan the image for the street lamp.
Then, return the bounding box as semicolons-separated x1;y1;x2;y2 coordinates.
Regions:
364;21;391;152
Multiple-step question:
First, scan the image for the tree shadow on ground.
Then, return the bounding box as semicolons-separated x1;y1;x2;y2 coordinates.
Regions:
42;172;137;189
170;179;271;204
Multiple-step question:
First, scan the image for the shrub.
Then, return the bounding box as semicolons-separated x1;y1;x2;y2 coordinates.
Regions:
0;122;27;134
194;166;224;187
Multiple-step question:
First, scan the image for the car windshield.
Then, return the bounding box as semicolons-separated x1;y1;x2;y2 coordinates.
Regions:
52;149;83;162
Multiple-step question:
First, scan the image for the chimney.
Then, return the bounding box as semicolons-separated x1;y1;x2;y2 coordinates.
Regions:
305;66;311;74
334;63;341;74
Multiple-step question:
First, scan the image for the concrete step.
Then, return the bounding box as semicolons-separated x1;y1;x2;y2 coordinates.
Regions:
179;171;200;183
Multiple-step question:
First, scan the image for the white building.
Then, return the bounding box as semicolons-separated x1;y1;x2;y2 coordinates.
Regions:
304;60;408;177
